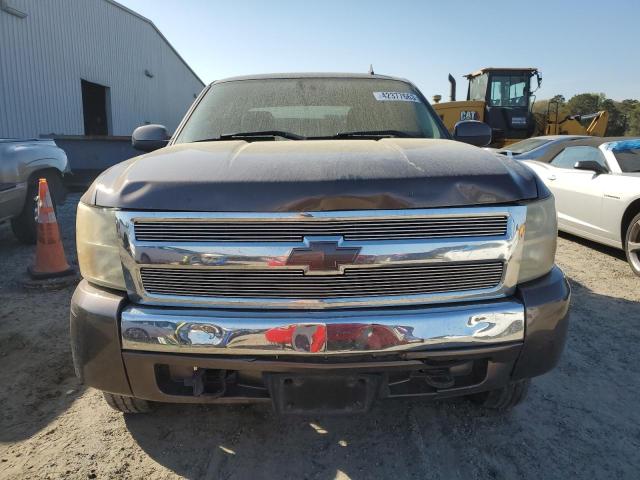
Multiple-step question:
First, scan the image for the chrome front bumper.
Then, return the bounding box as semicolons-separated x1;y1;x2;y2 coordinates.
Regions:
121;299;524;355
70;269;569;401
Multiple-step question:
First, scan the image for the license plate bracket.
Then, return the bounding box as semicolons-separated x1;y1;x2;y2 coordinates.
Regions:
267;373;380;415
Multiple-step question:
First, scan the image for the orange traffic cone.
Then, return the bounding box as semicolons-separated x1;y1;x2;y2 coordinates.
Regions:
27;178;74;279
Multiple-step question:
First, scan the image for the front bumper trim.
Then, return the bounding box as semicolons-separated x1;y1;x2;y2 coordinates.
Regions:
121;300;524;355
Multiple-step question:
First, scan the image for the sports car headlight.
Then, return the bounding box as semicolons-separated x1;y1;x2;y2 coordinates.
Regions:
76;203;126;290
518;195;557;283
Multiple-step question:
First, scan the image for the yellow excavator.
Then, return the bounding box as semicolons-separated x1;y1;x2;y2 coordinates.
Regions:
432;67;609;147
544;100;609;136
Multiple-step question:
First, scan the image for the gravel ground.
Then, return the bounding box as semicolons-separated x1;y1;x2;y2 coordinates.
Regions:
1;194;639;480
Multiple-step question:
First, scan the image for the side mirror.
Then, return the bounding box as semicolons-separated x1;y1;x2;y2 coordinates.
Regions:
453;120;492;147
574;160;607;175
132;124;169;152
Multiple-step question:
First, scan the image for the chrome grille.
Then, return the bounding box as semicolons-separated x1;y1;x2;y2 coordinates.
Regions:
140;261;504;299
133;216;508;242
117;206;526;309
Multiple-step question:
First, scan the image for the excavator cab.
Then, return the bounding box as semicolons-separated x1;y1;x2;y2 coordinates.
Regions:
433;67;541;148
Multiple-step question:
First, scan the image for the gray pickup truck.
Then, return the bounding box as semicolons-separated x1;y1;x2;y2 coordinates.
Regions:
70;73;570;415
0;138;69;243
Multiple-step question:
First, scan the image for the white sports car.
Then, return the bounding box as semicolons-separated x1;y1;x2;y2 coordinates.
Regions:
522;137;640;275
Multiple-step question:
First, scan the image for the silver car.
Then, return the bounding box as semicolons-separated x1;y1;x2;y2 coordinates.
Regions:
524;137;640;275
492;135;588;161
0;139;69;243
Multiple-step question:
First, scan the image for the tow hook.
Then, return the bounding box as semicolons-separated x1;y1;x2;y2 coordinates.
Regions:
424;373;455;389
183;367;227;397
184;367;206;396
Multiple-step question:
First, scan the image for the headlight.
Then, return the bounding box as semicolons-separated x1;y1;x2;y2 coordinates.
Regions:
518;195;557;283
76;203;126;290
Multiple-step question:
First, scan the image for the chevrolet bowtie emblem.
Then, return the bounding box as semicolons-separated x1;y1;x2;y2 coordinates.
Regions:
286;241;361;274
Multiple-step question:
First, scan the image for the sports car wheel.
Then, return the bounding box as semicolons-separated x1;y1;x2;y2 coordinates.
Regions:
625;212;640;276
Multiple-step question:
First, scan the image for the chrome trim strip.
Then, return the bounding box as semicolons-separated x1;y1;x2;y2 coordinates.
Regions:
132;214;509;242
120;208;519;220
121;300;525;355
139;261;505;298
116;207;527;310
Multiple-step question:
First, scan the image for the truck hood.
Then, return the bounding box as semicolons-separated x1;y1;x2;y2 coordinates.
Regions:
85;138;539;211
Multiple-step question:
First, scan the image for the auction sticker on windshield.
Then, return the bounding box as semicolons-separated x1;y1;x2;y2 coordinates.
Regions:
373;92;420;102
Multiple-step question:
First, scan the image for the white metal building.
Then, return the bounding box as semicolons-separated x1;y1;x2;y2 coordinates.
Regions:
0;0;204;139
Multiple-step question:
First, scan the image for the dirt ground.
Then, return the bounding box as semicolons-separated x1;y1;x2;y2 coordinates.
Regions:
1;193;639;480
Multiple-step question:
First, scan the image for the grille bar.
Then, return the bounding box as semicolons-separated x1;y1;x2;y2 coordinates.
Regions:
140;262;504;299
134;216;508;242
140;273;503;287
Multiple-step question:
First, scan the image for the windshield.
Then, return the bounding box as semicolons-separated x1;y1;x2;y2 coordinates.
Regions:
609;139;640;172
174;78;447;143
489;74;529;107
501;138;551;154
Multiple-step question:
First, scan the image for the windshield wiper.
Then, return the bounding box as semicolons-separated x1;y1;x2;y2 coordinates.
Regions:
193;129;418;142
317;130;420;139
192;131;305;142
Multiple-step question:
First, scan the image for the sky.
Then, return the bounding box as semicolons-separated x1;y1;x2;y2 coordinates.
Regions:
119;0;639;101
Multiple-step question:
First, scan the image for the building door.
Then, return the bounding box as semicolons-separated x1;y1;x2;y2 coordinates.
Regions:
81;80;109;135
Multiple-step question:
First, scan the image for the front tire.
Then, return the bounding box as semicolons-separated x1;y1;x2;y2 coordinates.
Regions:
468;379;530;411
624;212;640;276
103;392;151;414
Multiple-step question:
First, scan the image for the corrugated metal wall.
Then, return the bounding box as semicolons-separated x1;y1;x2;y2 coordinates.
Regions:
0;0;204;138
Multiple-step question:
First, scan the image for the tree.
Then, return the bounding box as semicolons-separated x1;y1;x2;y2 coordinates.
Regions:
566;93;604;115
620;99;639;110
621;100;640;136
600;98;626;136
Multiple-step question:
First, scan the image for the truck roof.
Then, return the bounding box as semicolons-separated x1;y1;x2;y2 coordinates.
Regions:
213;72;411;85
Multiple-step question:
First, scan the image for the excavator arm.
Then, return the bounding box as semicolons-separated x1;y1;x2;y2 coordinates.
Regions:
583;110;609;136
545;101;609;136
